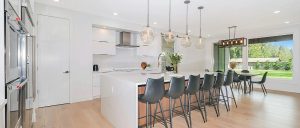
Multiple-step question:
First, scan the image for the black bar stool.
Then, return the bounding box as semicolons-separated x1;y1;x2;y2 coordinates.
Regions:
161;76;189;128
198;74;215;122
212;72;226;116
138;77;168;128
184;74;202;128
223;70;237;111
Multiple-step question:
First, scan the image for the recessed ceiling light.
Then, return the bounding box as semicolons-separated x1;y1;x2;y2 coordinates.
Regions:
188;30;192;33
113;12;119;16
207;34;211;37
53;0;60;2
273;11;280;14
153;22;157;25
284;21;290;24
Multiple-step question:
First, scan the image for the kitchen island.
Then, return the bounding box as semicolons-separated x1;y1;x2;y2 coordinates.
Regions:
100;71;208;128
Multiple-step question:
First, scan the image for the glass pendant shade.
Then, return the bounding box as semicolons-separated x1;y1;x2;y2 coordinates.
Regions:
181;34;191;47
195;37;204;48
164;31;175;44
140;26;154;44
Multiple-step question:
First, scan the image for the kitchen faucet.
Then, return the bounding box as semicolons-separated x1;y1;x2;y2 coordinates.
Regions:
158;52;166;73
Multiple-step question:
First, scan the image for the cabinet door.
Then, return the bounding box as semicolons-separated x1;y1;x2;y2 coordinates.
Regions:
92;27;116;43
92;73;100;98
92;27;116;55
92;41;116;55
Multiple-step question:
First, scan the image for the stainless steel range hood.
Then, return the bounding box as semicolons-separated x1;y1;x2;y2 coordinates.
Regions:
116;32;139;48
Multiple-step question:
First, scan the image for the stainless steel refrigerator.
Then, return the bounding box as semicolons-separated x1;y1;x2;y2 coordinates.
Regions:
5;0;35;127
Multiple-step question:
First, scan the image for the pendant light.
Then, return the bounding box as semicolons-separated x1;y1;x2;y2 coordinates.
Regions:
195;6;204;49
140;0;154;45
219;26;247;47
179;0;191;47
162;0;175;44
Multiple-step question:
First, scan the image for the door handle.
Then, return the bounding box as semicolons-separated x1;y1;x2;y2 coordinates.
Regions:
63;71;70;74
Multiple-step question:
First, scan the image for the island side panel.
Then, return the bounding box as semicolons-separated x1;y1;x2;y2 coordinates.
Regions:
101;75;138;128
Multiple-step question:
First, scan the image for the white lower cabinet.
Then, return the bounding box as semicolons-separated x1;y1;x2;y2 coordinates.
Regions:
92;72;101;98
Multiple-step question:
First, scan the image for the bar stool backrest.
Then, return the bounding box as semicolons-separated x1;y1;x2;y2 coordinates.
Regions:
213;73;225;88
144;77;165;103
167;76;186;99
186;75;201;94
224;70;234;86
202;74;215;90
261;72;268;83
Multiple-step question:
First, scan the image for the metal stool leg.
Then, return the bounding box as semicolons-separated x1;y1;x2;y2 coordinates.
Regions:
159;101;168;128
201;90;207;122
149;104;152;128
188;94;192;128
169;97;173;128
152;103;158;127
225;86;230;111
229;85;238;108
220;87;229;112
179;96;190;127
195;93;205;123
146;102;149;128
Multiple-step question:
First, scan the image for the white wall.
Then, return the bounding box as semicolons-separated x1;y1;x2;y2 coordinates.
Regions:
204;25;300;93
35;3;207;103
175;37;207;72
0;0;5;127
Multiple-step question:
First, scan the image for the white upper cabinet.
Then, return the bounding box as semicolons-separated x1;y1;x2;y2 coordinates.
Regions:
92;27;116;55
136;33;161;57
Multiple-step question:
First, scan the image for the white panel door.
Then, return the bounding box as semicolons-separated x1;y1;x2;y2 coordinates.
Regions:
37;15;70;107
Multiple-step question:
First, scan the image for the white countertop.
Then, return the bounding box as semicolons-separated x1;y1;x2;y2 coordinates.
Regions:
100;71;213;86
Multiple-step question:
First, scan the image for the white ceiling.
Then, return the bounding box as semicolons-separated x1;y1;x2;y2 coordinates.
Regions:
36;0;300;37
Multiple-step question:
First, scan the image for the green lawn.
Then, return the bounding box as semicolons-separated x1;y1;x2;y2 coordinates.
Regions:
250;70;293;79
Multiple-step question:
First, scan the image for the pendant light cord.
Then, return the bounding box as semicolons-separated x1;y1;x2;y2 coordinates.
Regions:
186;2;189;35
199;9;202;38
228;27;231;40
147;0;150;27
234;26;236;38
168;0;172;32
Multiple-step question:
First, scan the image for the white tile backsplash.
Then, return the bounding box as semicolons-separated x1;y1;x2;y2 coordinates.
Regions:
93;48;156;70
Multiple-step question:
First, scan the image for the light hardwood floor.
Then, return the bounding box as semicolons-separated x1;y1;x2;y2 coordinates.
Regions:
34;89;300;128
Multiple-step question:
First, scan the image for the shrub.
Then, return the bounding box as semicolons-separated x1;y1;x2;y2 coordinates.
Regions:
284;61;292;71
272;62;280;70
254;62;260;69
264;61;271;70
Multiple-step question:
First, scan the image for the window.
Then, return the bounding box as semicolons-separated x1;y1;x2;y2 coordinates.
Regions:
229;47;243;70
248;35;293;79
